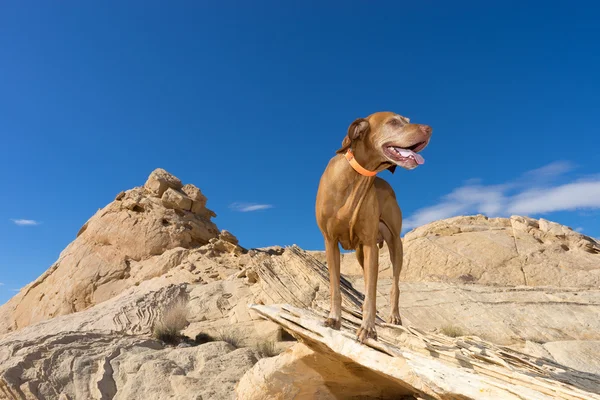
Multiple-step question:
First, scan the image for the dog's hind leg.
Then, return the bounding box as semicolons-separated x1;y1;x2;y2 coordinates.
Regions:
381;222;403;325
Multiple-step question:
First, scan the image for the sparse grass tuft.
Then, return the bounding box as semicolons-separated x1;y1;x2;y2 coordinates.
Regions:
440;325;464;338
152;297;189;345
255;340;279;358
215;328;243;348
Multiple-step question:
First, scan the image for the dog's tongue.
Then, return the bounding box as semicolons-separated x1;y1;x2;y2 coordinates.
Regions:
398;149;425;165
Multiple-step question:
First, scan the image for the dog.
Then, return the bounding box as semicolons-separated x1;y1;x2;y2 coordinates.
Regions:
315;111;432;342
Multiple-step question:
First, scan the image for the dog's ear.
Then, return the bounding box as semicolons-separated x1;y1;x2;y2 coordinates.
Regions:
336;118;370;154
387;165;397;174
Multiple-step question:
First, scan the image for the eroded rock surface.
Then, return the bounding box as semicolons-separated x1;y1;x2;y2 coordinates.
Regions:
2;169;600;399
337;215;600;287
240;304;600;400
0;168;222;335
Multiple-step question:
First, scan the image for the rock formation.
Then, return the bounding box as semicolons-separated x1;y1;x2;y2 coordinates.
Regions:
0;168;227;335
241;304;600;400
1;170;599;399
4;243;599;399
337;215;600;288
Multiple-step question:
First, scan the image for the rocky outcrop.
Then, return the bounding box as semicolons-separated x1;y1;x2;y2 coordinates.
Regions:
0;331;258;400
337;215;600;287
240;304;600;400
1;244;600;399
0;266;275;400
0;169;223;335
2;167;600;399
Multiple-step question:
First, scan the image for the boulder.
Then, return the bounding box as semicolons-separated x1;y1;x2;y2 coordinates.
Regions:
181;183;209;214
161;187;192;211
220;230;239;245
144;168;183;197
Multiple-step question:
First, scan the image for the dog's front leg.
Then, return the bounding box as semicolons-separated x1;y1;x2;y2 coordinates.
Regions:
357;243;378;342
324;238;342;330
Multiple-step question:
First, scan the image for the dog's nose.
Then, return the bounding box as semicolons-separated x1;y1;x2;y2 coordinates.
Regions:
420;125;432;136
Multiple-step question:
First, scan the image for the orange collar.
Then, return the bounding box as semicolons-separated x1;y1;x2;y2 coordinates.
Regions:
345;149;377;177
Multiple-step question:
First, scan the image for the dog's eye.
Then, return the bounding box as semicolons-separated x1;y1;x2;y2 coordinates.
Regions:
387;118;404;127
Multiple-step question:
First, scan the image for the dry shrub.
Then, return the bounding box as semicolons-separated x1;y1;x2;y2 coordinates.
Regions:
255;340;279;358
215;328;243;348
152;297;189;345
440;325;464;338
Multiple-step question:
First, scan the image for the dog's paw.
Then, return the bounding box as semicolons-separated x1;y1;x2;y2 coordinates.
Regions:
356;324;377;343
324;318;342;330
387;312;402;326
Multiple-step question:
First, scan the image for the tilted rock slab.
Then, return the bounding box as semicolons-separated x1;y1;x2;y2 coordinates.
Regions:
240;304;600;400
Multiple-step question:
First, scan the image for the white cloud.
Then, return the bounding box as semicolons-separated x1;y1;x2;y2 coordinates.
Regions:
11;219;40;226
523;161;575;181
576;227;584;232
0;282;4;286
229;202;274;212
10;288;21;292
403;161;600;231
508;181;600;214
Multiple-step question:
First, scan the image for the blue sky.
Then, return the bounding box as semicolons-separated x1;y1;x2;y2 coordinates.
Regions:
1;1;599;304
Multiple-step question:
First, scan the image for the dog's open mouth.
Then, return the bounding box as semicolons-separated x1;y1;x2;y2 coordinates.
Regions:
383;141;427;165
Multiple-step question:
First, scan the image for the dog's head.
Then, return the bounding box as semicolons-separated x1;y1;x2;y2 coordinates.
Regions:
336;112;432;173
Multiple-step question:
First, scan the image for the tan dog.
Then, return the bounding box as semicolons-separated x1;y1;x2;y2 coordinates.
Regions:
315;112;432;342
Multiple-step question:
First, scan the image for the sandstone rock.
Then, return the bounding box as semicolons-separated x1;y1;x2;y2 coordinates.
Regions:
220;230;239;245
161;187;192;211
237;342;412;399
197;231;245;257
111;342;258;400
0;170;219;336
242;304;600;399
366;279;600;347
250;246;600;354
182;278;287;347
181;183;208;214
0;275;278;399
2;240;600;399
181;183;206;204
335;215;600;287
543;341;600;375
0;330;258;400
3;177;600;400
144;168;183;197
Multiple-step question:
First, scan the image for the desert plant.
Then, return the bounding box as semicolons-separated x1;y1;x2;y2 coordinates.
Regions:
215;328;243;348
152;297;189;345
255;340;279;358
440;325;464;338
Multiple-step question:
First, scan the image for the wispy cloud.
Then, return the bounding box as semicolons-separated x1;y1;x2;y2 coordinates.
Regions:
229;202;274;212
11;219;41;226
403;161;600;231
11;288;21;292
0;282;4;286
